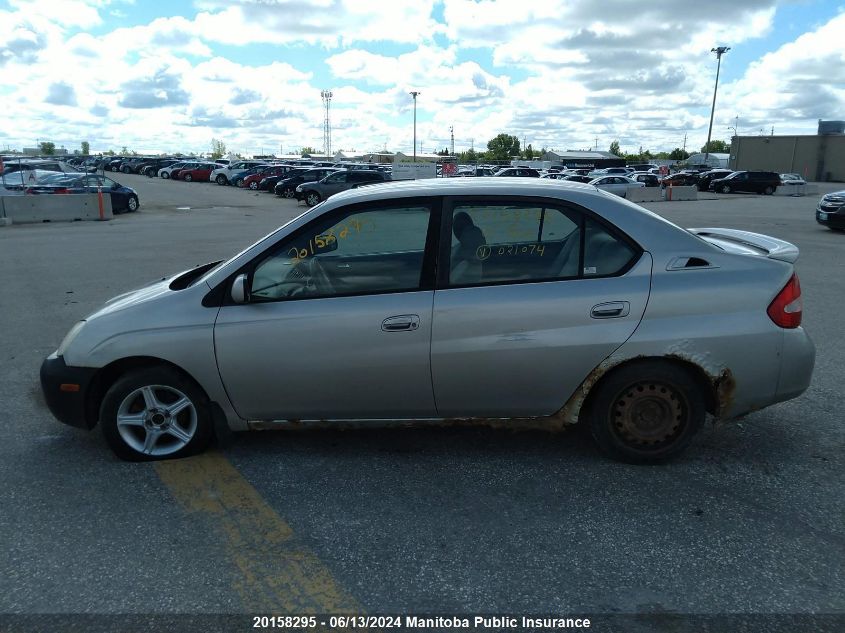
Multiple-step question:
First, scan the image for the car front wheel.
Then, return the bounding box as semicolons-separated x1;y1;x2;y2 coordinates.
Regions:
127;196;139;212
161;172;170;179
720;185;731;194
763;186;774;195
305;191;321;206
100;367;213;461
587;360;705;464
184;173;193;182
216;175;227;185
249;181;259;190
282;187;295;198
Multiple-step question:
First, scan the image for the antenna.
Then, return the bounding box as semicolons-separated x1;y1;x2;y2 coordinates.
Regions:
320;90;333;158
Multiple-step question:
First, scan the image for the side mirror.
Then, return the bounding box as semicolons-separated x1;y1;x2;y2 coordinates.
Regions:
231;273;250;304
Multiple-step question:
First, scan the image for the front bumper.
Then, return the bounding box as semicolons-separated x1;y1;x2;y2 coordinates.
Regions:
40;353;98;429
816;204;845;228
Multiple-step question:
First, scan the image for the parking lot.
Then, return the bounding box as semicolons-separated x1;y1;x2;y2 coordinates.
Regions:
1;175;843;629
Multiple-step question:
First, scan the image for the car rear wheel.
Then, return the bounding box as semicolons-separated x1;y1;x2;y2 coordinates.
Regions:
100;367;213;461
216;175;227;185
763;186;774;195
305;191;321;206
282;187;295;198
111;166;119;172
127;196;139;212
587;361;705;464
184;173;193;182
720;185;731;194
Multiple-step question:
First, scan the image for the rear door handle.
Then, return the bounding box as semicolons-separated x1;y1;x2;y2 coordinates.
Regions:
381;314;420;332
590;301;630;319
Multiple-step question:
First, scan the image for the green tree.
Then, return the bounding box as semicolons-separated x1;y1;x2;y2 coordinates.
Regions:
459;148;479;163
436;148;450;156
486;133;520;161
300;146;317;156
210;138;227;159
120;146;129;155
609;140;622;157
668;147;690;160
38;141;55;155
700;139;730;153
522;143;538;159
81;141;90;155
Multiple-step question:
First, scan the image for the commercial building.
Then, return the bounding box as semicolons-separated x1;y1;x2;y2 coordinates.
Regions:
729;120;845;182
540;150;625;169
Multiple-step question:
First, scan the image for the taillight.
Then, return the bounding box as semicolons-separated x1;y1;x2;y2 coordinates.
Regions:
767;273;802;328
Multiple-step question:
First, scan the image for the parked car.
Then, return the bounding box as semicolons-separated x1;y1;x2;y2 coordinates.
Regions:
174;162;217;182
660;173;699;188
2;168;69;190
589;167;632;178
25;172;139;213
211;160;268;186
158;162;190;179
119;158;151;174
242;165;294;190
274;168;340;198
629;172;660;187
589;176;645;197
780;173;806;186
710;171;780;195
40;178;815;463
696;169;734;191
628;164;659;172
139;159;178;177
562;175;594;184
816;190;845;231
494;167;541;177
232;164;272;188
297;169;388;205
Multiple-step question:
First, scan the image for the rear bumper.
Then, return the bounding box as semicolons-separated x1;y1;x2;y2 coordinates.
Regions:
39;353;98;429
775;327;815;403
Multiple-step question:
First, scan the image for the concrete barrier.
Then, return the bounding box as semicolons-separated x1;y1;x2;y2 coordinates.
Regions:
774;184;819;197
662;186;698;201
0;193;113;224
626;187;664;203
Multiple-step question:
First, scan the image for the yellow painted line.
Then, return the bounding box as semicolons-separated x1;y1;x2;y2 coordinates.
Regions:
155;451;361;614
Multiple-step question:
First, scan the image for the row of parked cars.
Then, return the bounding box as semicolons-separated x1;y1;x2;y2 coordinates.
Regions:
0;157;141;213
143;157;394;206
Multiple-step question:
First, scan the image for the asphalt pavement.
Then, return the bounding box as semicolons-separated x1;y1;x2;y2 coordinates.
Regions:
1;174;842;631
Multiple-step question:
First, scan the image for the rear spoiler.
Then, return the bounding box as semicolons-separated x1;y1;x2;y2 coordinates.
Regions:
688;228;799;263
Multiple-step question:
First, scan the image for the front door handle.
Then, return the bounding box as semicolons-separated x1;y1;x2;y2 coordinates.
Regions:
381;314;420;332
590;301;630;319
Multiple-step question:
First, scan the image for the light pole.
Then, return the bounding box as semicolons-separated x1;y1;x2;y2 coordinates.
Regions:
409;91;420;162
704;46;730;166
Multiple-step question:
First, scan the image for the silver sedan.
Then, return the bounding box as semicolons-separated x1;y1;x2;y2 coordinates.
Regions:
41;178;815;463
589;175;646;197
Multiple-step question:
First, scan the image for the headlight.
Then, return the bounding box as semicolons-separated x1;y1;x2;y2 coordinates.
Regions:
295;184;303;192
56;321;86;356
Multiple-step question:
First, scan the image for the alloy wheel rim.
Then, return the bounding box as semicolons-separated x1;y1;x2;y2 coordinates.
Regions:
116;385;197;456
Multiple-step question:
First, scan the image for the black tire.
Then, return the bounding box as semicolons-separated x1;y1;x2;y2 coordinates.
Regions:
100;367;213;461
234;178;243;187
161;171;170;180
587;360;706;464
249;181;259;190
829;227;845;232
184;173;193;182
282;187;295;198
305;191;321;206
216;174;227;185
111;165;119;172
763;186;774;195
720;184;731;194
127;196;139;212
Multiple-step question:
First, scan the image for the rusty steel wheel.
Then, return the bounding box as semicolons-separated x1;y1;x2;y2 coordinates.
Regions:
588;361;706;463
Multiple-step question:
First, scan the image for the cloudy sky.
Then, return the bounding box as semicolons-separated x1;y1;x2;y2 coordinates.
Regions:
1;0;844;157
